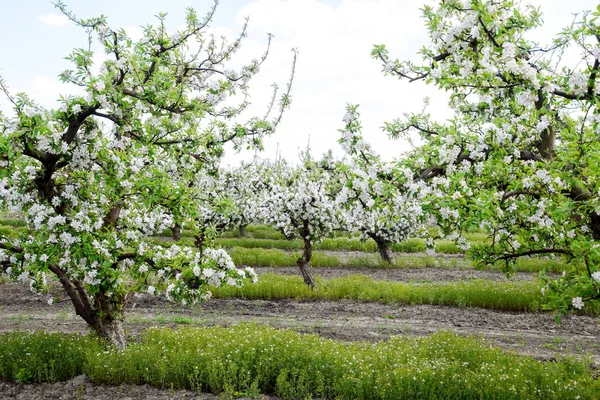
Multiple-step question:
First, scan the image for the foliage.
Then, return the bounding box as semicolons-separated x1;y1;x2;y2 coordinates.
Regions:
337;106;427;261
368;0;600;313
0;331;102;383
0;1;293;344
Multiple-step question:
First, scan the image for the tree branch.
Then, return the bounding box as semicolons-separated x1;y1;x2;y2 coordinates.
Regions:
496;248;573;261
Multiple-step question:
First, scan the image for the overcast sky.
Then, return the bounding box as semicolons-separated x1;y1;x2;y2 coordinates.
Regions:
0;0;596;166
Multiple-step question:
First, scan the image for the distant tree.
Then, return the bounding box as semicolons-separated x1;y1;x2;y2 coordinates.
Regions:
223;158;273;237
338;106;426;262
258;155;342;288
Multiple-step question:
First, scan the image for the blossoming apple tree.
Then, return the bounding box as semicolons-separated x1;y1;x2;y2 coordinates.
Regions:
0;1;293;346
373;0;600;312
223;158;273;237
338;106;426;262
257;155;342;288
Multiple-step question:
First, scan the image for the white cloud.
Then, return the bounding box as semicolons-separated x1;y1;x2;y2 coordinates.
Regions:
219;0;450;165
218;0;598;165
38;12;69;28
29;76;84;108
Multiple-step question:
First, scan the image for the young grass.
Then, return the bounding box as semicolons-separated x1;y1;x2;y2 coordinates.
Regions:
1;326;596;398
211;273;575;313
0;217;26;228
145;238;571;273
0;225;24;237
213;236;467;254
0;331;101;383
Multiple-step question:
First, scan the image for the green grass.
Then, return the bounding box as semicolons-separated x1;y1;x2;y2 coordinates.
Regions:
221;224;288;240
225;246;568;273
212;273;590;314
0;331;100;383
0;217;26;228
145;240;570;273
224;247;465;269
0;225;24;237
1;326;597;399
214;236;466;254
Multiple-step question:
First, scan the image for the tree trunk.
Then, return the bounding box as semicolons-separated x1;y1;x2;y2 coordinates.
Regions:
239;223;248;237
93;318;127;348
89;291;127;347
172;223;182;241
297;222;316;288
194;229;206;258
369;233;393;263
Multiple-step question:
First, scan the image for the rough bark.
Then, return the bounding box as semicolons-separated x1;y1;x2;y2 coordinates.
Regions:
297;221;317;288
93;318;127;348
90;291;127;348
194;229;206;258
535;90;555;161
103;203;123;229
172;223;182;241
48;264;126;347
239;223;248;238
369;233;394;263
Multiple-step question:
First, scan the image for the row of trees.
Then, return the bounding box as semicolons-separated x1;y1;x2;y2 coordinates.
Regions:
1;0;599;346
167;148;424;288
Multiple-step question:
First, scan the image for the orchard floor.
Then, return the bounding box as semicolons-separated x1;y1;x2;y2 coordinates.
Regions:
1;262;599;398
1;267;599;364
0;376;280;400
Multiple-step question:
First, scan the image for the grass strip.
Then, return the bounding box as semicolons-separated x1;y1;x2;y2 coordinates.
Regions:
145;241;569;273
0;218;26;228
212;273;583;313
215;237;466;254
223;246;568;273
225;246;465;269
1;326;596;399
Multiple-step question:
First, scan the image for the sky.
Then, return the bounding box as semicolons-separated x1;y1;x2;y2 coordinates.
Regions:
0;0;597;166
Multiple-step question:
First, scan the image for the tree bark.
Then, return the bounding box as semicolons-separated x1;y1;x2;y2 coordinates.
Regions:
239;223;248;238
172;223;182;241
194;229;206;258
297;221;316;288
48;263;127;347
90;291;127;348
93;318;127;348
369;233;394;263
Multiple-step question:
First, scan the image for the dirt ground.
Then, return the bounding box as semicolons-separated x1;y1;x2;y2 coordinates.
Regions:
0;375;280;400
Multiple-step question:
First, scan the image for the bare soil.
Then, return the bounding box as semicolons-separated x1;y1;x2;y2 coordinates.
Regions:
0;375;280;399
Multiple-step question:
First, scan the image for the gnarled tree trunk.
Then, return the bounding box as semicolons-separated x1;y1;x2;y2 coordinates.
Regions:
91;291;126;348
297;221;316;288
239;223;248;238
194;228;206;258
92;316;126;348
172;223;182;241
48;263;127;347
369;233;393;263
